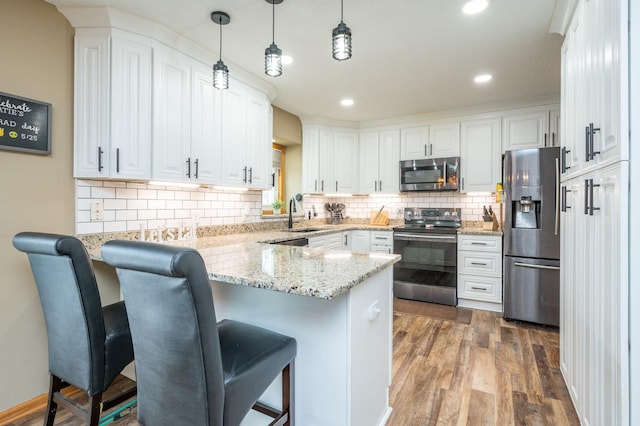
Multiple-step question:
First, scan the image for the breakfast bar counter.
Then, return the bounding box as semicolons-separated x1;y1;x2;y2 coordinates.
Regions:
87;232;399;426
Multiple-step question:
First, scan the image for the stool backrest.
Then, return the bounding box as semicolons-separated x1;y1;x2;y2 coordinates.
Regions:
101;240;224;426
12;232;106;393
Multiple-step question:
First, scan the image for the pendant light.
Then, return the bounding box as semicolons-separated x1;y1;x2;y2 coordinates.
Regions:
265;0;283;77
211;11;230;90
332;0;352;61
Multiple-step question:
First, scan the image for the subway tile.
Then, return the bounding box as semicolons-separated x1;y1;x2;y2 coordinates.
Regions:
157;190;175;200
157;210;175;219
138;210;157;220
91;187;116;199
138;189;158;200
78;179;103;187
104;221;127;233
76;210;90;222
166;200;184;209
76;186;91;198
127;199;148;210
127;221;146;232
148;200;166;209
103;210;116;221
115;188;138;199
103;181;127;188
190;191;205;201
76;222;104;235
104;199;127;210
126;182;148;189
175;191;191;200
76;198;92;210
116;210;138;221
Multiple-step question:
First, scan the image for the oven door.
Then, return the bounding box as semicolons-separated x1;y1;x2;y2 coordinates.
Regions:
399;158;459;192
393;232;457;305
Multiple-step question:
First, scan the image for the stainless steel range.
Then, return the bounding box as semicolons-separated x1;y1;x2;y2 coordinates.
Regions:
393;207;461;305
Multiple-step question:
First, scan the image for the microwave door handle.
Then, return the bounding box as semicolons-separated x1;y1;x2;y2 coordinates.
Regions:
443;160;447;186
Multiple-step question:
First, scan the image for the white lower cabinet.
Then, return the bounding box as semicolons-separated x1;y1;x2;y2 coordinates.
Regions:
369;231;393;254
350;231;370;253
457;234;502;312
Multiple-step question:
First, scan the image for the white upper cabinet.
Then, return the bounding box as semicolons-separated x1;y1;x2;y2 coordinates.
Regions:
302;125;358;194
152;46;208;184
460;117;501;193
74;30;152;179
502;107;559;151
400;121;459;160
429;121;461;158
359;129;400;194
219;79;270;189
400;126;428;160
302;126;321;193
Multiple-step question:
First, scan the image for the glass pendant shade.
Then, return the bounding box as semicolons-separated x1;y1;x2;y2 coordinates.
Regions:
213;60;229;90
332;22;352;61
265;42;282;77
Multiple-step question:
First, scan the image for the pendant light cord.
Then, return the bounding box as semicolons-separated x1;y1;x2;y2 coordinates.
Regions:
341;0;344;23
219;23;223;61
272;0;275;43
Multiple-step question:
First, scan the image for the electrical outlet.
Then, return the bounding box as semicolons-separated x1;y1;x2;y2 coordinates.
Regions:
91;202;104;221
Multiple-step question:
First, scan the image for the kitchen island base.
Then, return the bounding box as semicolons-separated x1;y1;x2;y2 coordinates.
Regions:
211;267;393;426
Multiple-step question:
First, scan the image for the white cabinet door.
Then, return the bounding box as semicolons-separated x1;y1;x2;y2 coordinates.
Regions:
74;31;152;179
378;129;400;193
400;126;428;160
358;131;379;194
550;109;561;147
110;35;152;179
359;129;399;194
429;121;460;157
351;231;370;253
152;46;192;181
334;130;359;193
502;109;549;151
302;126;320;193
219;81;247;186
318;127;335;193
190;64;220;184
74;33;110;178
460;118;501;193
342;231;352;250
245;89;270;189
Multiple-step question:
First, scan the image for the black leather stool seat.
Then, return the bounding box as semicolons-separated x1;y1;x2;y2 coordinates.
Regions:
102;240;296;426
12;232;136;426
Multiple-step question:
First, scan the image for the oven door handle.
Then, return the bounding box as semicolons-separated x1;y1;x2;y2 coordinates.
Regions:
393;233;457;243
513;262;560;271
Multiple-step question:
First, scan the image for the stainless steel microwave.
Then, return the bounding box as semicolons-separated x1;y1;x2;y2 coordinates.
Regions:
399;157;460;192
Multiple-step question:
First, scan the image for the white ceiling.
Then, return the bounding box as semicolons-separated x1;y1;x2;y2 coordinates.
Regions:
46;0;564;123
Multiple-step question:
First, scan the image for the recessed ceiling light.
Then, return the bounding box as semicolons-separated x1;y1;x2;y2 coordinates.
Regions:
474;74;493;83
281;55;293;65
462;0;490;15
340;98;354;106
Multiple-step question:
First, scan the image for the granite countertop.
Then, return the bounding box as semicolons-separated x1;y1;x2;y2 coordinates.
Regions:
458;222;504;236
84;222;400;300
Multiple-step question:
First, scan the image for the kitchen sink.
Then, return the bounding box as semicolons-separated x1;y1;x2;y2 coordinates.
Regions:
286;228;322;233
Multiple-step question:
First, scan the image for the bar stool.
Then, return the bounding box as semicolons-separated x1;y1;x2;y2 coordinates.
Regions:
12;232;136;426
101;240;296;426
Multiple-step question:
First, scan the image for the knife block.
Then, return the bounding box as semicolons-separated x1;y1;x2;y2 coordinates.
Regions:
370;210;390;226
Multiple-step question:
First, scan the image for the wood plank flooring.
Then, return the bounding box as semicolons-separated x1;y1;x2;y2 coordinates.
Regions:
1;301;578;426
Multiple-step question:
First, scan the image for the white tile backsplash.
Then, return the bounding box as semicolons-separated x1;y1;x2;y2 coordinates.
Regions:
75;180;501;234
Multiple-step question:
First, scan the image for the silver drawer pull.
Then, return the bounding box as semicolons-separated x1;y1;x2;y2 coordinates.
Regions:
470;242;488;245
470;286;487;291
513;262;560;271
470;262;488;266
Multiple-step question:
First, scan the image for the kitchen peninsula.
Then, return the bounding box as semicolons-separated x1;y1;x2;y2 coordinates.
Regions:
85;227;400;426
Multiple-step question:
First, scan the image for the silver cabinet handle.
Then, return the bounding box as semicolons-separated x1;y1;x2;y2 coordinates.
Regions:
585;126;591;162
470;242;488;245
116;148;120;173
315;179;318;192
430;144;433;157
424;144;427;157
248;167;253;184
561;146;571;173
243;166;247;183
589;178;600;216
186;157;191;178
98;146;104;171
561;186;572;212
513;262;560;271
379;180;382;190
589;123;601;160
471;286;487;291
470;262;488;266
194;158;199;179
394;233;457;243
374;181;377;192
544;133;548;147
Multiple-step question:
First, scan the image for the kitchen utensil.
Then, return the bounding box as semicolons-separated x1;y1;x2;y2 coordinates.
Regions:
483;205;489;216
324;203;330;211
373;205;385;223
488;205;494;215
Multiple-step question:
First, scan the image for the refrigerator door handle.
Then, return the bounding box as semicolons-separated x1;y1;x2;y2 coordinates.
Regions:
554;157;560;235
513;262;561;271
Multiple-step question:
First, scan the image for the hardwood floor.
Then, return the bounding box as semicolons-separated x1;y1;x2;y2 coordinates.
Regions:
387;304;579;426
1;302;578;426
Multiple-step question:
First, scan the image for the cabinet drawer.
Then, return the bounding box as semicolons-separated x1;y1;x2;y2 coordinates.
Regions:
370;244;392;254
370;231;393;245
458;235;502;252
458;251;502;277
458;274;502;303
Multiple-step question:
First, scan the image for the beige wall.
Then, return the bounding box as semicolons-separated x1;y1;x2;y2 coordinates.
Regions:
0;0;75;410
272;106;303;206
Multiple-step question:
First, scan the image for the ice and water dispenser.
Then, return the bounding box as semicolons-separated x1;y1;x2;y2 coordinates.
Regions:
512;192;541;229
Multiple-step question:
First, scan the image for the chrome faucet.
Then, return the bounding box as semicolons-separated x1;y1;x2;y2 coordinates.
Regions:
288;198;295;229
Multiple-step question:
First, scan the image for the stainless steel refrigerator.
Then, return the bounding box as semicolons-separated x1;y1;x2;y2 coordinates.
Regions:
503;147;560;326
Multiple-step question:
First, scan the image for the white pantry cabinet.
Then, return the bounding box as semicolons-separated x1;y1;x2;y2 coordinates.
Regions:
459;118;501;193
219;79;271;189
457;234;502;312
74;29;152;179
358;129;400;194
560;163;628;426
400;121;459;160
501;106;560;151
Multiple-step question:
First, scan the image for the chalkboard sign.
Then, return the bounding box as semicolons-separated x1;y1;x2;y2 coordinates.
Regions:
0;92;51;155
